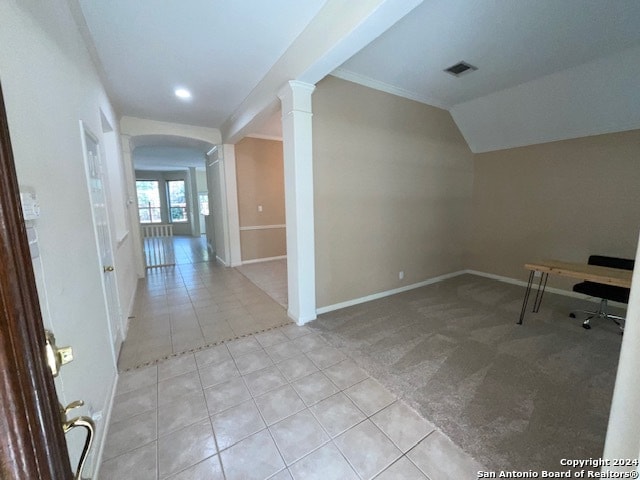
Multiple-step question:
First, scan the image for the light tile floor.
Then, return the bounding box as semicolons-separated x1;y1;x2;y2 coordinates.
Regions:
236;259;288;308
101;324;483;479
119;238;291;369
110;237;483;478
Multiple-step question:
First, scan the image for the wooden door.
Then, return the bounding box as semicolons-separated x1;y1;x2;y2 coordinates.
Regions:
0;84;72;478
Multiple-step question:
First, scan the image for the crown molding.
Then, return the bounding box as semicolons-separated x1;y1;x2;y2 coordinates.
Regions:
331;68;449;110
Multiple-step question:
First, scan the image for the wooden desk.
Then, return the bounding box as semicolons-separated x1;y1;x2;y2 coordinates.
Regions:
518;260;633;324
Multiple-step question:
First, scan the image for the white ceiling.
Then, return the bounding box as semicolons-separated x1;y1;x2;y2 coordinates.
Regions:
77;0;326;127
248;110;283;140
335;0;640;109
75;0;640;152
133;145;206;172
334;0;640;151
132;134;214;151
131;135;214;171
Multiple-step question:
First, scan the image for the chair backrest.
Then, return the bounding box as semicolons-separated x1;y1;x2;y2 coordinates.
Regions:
588;255;635;271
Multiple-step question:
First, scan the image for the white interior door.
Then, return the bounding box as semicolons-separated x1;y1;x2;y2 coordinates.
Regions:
198;191;208;235
81;122;123;358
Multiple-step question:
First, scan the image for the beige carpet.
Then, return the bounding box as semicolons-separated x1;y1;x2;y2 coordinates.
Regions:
310;274;623;472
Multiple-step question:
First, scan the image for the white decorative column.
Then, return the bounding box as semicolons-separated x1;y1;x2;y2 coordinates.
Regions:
278;81;317;325
188;167;199;237
222;144;242;267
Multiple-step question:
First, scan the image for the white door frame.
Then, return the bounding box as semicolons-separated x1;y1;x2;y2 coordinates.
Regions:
79;121;123;363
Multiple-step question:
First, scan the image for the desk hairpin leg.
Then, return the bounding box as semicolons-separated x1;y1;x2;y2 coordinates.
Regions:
532;272;548;313
518;270;549;324
518;270;535;325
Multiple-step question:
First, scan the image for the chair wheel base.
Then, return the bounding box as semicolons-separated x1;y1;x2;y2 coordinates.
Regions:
582;322;591;330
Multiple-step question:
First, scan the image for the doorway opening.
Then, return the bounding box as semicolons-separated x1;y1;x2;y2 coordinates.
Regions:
232;135;288;308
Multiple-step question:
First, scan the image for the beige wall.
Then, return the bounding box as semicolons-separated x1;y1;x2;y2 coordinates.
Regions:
235;137;286;261
313;76;475;308
470;129;640;289
240;229;288;261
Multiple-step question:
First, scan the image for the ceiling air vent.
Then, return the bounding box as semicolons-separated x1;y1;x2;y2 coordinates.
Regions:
444;61;477;77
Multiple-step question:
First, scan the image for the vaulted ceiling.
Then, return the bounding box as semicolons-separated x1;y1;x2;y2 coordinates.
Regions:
74;0;640;153
337;0;640;109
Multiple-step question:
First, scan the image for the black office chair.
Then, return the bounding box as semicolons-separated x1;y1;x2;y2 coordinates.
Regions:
569;255;634;331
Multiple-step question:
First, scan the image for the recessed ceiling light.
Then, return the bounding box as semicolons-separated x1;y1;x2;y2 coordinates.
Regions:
174;88;192;99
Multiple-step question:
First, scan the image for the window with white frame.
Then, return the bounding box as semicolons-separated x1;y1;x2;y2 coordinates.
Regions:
167;180;188;223
136;180;162;223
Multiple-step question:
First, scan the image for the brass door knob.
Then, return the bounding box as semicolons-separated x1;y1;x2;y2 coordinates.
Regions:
103;265;114;272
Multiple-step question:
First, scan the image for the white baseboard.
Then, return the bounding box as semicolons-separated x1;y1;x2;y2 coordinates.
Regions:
463;269;627;308
126;283;137;320
87;370;118;479
465;269;568;291
315;269;627;316
316;270;467;315
124;281;137;336
241;255;287;265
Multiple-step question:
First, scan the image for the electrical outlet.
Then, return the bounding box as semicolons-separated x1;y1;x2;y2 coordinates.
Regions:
257;205;263;212
399;271;404;280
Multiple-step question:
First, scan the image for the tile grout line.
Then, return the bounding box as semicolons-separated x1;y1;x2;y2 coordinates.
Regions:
230;339;375;477
235;342;289;478
194;359;228;480
120;321;294;372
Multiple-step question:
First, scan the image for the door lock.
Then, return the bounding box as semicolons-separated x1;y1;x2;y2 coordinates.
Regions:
44;330;74;377
103;265;114;272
